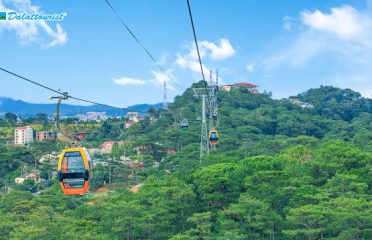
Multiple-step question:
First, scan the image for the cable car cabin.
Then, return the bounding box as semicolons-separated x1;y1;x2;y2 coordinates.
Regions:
213;112;218;120
180;119;189;130
57;148;93;195
209;128;219;145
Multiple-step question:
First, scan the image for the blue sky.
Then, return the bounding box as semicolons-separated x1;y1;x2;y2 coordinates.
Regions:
0;0;371;107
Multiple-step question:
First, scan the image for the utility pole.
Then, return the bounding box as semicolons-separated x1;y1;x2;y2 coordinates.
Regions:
50;92;68;129
200;95;209;162
163;81;168;110
109;163;112;184
242;139;252;157
34;153;39;184
208;97;215;151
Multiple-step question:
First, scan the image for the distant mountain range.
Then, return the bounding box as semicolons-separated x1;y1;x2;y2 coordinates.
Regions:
0;97;163;117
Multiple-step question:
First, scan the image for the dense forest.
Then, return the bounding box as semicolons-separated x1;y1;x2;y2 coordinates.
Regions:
0;82;371;239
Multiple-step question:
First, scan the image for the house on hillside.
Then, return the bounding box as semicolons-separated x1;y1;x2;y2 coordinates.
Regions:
125;122;133;129
135;145;148;155
101;141;124;153
15;172;37;184
16;117;23;125
121;159;145;171
101;141;115;154
126;112;139;121
167;149;176;155
130;183;143;193
39;153;59;164
289;98;314;109
36;131;57;142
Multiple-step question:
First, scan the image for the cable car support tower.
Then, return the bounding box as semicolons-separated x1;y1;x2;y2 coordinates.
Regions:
193;76;219;161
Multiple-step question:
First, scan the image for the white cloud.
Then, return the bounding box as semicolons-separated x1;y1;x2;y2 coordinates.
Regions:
264;5;372;69
301;5;371;40
186;44;207;60
283;16;293;30
0;0;67;47
38;21;67;47
174;38;234;77
175;54;210;75
150;70;176;90
264;31;328;69
261;3;372;98
246;64;255;73
157;52;169;65
113;77;146;86
200;38;236;60
114;70;177;90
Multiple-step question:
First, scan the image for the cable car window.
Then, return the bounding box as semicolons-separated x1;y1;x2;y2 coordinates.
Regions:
210;133;218;140
62;151;85;173
61;151;85;189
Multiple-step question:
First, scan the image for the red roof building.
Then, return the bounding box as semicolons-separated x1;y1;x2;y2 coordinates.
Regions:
101;141;124;151
96;187;108;192
231;82;258;88
101;141;115;150
130;186;139;193
221;82;258;93
76;134;85;141
167;149;176;155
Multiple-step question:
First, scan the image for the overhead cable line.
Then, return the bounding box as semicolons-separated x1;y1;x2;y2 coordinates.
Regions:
67;96;124;110
0;67;64;96
185;0;210;103
104;0;184;90
0;67;125;111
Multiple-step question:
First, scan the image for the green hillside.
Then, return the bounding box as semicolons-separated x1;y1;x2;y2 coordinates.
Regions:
0;82;371;239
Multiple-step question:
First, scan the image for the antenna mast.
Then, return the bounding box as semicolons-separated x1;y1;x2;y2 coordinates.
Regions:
163;81;167;110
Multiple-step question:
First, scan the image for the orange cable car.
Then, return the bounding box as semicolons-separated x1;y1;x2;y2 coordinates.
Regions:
57;147;93;195
209;128;219;145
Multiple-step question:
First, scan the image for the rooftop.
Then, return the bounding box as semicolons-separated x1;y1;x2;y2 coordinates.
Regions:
230;82;258;87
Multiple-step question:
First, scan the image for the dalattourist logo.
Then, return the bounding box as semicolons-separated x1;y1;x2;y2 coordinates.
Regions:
3;11;66;21
0;12;6;20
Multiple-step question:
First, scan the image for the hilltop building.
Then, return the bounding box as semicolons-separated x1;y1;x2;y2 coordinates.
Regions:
221;82;259;93
14;126;34;145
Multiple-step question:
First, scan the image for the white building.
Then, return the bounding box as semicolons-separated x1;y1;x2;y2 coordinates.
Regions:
14;126;34;145
126;112;139;121
75;112;109;121
289;98;314;109
15;172;37;184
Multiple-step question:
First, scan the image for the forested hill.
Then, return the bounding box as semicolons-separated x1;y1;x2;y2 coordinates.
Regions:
120;82;372;159
0;82;371;239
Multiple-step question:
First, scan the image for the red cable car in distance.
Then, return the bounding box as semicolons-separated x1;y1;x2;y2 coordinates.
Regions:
57;147;93;195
